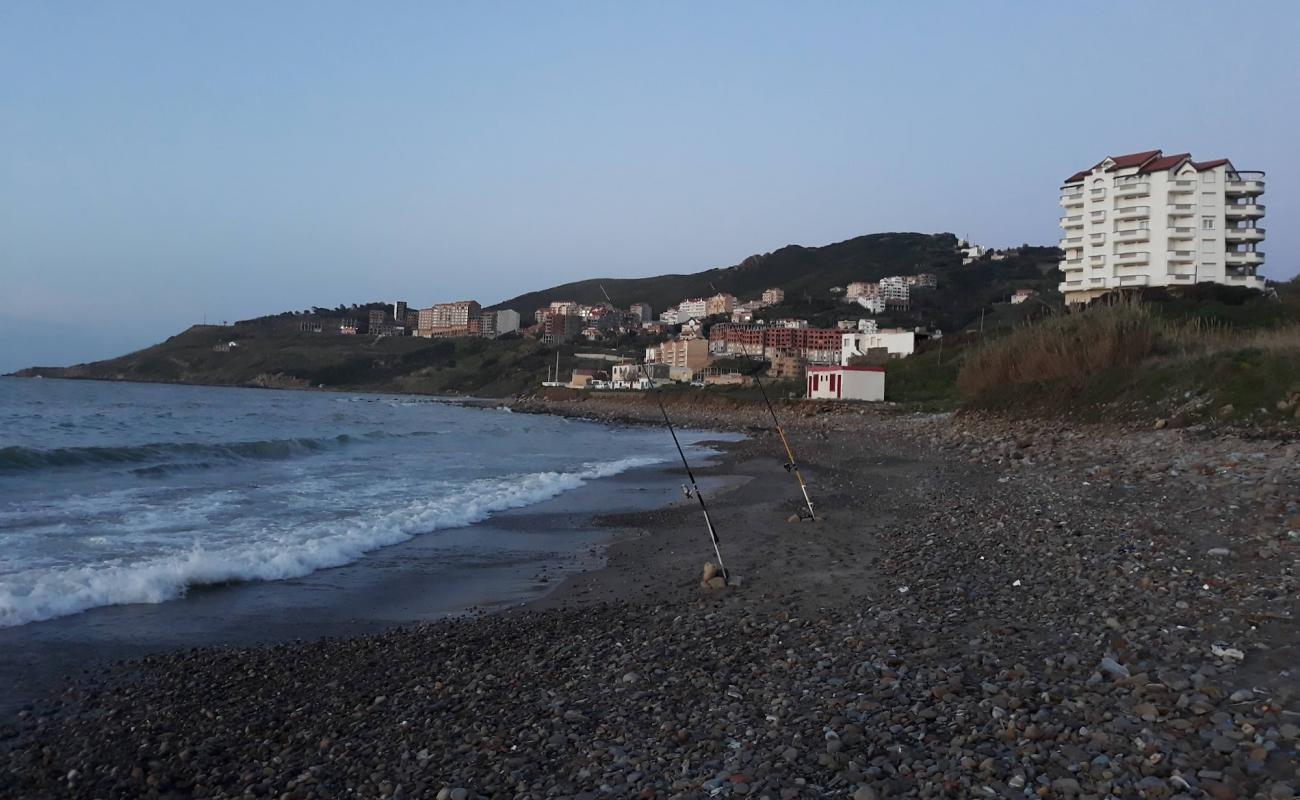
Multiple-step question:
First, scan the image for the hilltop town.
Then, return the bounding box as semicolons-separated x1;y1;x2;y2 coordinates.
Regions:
249;236;1048;402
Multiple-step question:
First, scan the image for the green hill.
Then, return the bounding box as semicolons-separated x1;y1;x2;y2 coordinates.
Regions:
12;231;1066;396
491;232;1063;334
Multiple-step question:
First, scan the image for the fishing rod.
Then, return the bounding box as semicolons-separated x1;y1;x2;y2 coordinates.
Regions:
639;362;729;582
752;371;816;521
597;283;730;582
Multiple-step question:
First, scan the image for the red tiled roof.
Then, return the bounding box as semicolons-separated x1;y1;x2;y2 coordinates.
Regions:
1139;153;1191;174
1107;149;1162;168
1192;159;1229;170
1064;149;1164;183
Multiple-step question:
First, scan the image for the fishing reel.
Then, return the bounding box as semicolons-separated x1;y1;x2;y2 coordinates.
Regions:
782;461;797;473
682;484;695;499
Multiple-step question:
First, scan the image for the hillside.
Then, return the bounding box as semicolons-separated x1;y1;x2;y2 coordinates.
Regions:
12;231;1065;396
490;231;1062;334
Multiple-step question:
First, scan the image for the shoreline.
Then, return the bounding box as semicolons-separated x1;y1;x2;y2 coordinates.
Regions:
2;401;1298;799
0;423;746;718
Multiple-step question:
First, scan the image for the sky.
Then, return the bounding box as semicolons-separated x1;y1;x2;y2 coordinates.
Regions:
2;1;1298;373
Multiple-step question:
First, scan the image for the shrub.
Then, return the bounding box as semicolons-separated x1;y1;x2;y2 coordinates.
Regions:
958;301;1154;401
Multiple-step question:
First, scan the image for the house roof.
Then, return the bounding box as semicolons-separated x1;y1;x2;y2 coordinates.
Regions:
1138;153;1191;174
1063;149;1162;183
1192;158;1230;170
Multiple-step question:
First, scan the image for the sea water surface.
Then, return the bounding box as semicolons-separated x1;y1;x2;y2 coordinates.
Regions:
0;378;729;632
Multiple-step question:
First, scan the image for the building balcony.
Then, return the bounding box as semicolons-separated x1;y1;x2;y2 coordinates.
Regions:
1060;191;1085;208
1090;232;1107;245
1115;205;1150;221
1224;272;1265;290
1114;251;1150;266
1089;255;1106;268
1168;179;1196;194
1225;172;1265;196
1059;236;1083;248
1116;274;1150;286
1060;215;1084;229
1225;226;1265;243
1090;188;1107;201
1225;250;1265;267
1166;250;1195;264
1114;228;1149;244
1224;203;1265;219
1115;180;1150;198
1168;226;1195;241
1168;204;1195;218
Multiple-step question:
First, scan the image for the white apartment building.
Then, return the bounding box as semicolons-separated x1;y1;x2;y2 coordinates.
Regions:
677;298;709;321
1058;149;1265;303
879;277;910;309
761;287;785;306
854;296;885;314
495;309;521;335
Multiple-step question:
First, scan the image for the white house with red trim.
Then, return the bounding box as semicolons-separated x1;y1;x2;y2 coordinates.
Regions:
805;365;885;402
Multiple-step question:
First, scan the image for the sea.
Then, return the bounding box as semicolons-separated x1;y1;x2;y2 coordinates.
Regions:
0;378;737;710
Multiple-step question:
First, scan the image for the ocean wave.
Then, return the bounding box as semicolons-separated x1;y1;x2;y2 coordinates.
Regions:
0;431;436;473
0;455;665;628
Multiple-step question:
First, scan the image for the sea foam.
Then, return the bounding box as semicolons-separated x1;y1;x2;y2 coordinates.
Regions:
0;455;663;628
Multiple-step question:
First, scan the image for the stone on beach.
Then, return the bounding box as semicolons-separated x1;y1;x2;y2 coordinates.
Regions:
2;401;1297;800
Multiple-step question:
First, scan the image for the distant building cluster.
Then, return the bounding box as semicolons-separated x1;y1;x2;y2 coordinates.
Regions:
840;273;936;313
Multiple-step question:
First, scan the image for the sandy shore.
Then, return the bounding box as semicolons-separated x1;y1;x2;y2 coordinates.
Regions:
2;399;1298;799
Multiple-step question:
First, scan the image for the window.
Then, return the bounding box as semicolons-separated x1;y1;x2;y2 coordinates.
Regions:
1200;240;1217;254
1201;217;1215;230
1138;219;1149;230
1201;192;1217;207
1202;172;1216;183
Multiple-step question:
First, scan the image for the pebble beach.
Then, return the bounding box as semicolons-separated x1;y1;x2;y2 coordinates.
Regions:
2;399;1297;799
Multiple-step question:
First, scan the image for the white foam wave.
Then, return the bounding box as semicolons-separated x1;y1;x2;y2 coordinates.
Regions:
0;455;664;628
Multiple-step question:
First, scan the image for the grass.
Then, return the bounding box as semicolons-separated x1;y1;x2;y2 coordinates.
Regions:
955;298;1300;424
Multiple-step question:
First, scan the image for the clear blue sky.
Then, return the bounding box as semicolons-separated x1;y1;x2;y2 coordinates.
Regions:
2;1;1297;372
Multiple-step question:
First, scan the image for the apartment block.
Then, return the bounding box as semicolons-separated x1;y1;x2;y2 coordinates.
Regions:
760;288;785;306
845;282;877;300
495;309;521;335
1059;149;1265;303
657;338;711;374
706;293;737;316
628;303;653;323
677;298;709;321
417;300;481;337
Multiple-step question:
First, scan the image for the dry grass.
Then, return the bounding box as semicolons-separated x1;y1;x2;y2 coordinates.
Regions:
957;301;1155;399
957;298;1300;405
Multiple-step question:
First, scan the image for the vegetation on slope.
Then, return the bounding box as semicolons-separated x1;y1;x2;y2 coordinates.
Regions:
488;233;1063;335
955;284;1300;426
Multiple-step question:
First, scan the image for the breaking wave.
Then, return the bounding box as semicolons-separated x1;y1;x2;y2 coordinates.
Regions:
0;431;434;473
0;455;664;628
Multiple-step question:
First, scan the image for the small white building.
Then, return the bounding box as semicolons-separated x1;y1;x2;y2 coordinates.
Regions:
841;330;916;363
805;365;885;402
854;296;884;314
